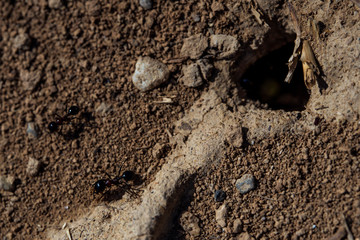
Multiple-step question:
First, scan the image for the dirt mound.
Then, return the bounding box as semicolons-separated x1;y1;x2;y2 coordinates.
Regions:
0;0;359;239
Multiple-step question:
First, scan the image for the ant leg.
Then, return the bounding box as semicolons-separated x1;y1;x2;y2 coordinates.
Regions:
122;182;142;197
115;151;127;178
105;172;112;179
55;113;62;119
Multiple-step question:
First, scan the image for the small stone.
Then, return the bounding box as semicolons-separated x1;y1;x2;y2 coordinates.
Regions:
237;232;252;240
191;13;200;22
233;218;242;234
13;31;31;51
85;1;101;16
235;174;256;194
1;122;10;132
179;212;201;237
180;34;208;59
48;0;62;9
26;157;41;176
226;126;243;148
210;34;240;59
152;143;165;159
196;59;213;81
4;232;14;240
0;175;15;192
96;102;111;115
139;0;152;10
214;189;226;202
20;70;41;91
129;122;137;130
132;57;169;91
180;63;203;87
71;140;79;149
211;2;224;12
294;228;306;238
215;204;227;227
26;122;39;138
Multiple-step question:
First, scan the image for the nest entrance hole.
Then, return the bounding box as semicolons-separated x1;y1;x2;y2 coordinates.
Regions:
240;43;309;111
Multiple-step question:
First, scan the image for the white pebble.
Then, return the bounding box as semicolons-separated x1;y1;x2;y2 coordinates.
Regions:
215;204;227;227
139;0;152;10
132;57;169;91
26;157;41;176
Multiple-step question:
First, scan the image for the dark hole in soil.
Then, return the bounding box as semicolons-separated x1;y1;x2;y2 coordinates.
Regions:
240;43;309;111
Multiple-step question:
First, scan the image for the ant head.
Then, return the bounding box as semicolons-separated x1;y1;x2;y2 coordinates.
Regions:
48;122;58;132
68;106;80;116
122;171;134;182
94;179;106;194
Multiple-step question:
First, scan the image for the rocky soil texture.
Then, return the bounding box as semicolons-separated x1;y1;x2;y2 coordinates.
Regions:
0;0;359;239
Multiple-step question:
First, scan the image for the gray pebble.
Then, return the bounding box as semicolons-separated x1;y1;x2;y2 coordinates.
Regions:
191;13;201;22
214;189;226;202
0;175;15;192
26;122;39;138
235;173;256;194
139;0;152;10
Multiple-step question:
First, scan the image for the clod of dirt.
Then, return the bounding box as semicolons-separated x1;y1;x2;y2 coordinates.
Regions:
0;175;15;192
85;0;101;16
180;34;208;59
181;63;204;87
20;70;41;92
179;211;201;237
209;35;240;59
232;218;242;234
48;0;62;9
237;232;253;240
152;143;166;160
95;102;111;115
132;57;170;91
181;59;213;88
197;59;213;80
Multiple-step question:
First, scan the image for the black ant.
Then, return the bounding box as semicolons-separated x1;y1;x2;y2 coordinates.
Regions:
93;170;135;194
48;106;80;133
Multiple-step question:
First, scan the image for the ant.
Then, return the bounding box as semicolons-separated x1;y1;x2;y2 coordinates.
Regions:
93;170;135;194
92;164;141;200
48;105;80;133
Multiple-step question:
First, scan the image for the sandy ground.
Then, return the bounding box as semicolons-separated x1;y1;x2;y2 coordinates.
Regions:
0;0;359;239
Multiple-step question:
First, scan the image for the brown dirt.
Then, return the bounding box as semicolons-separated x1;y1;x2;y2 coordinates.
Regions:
171;120;360;239
0;0;359;239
